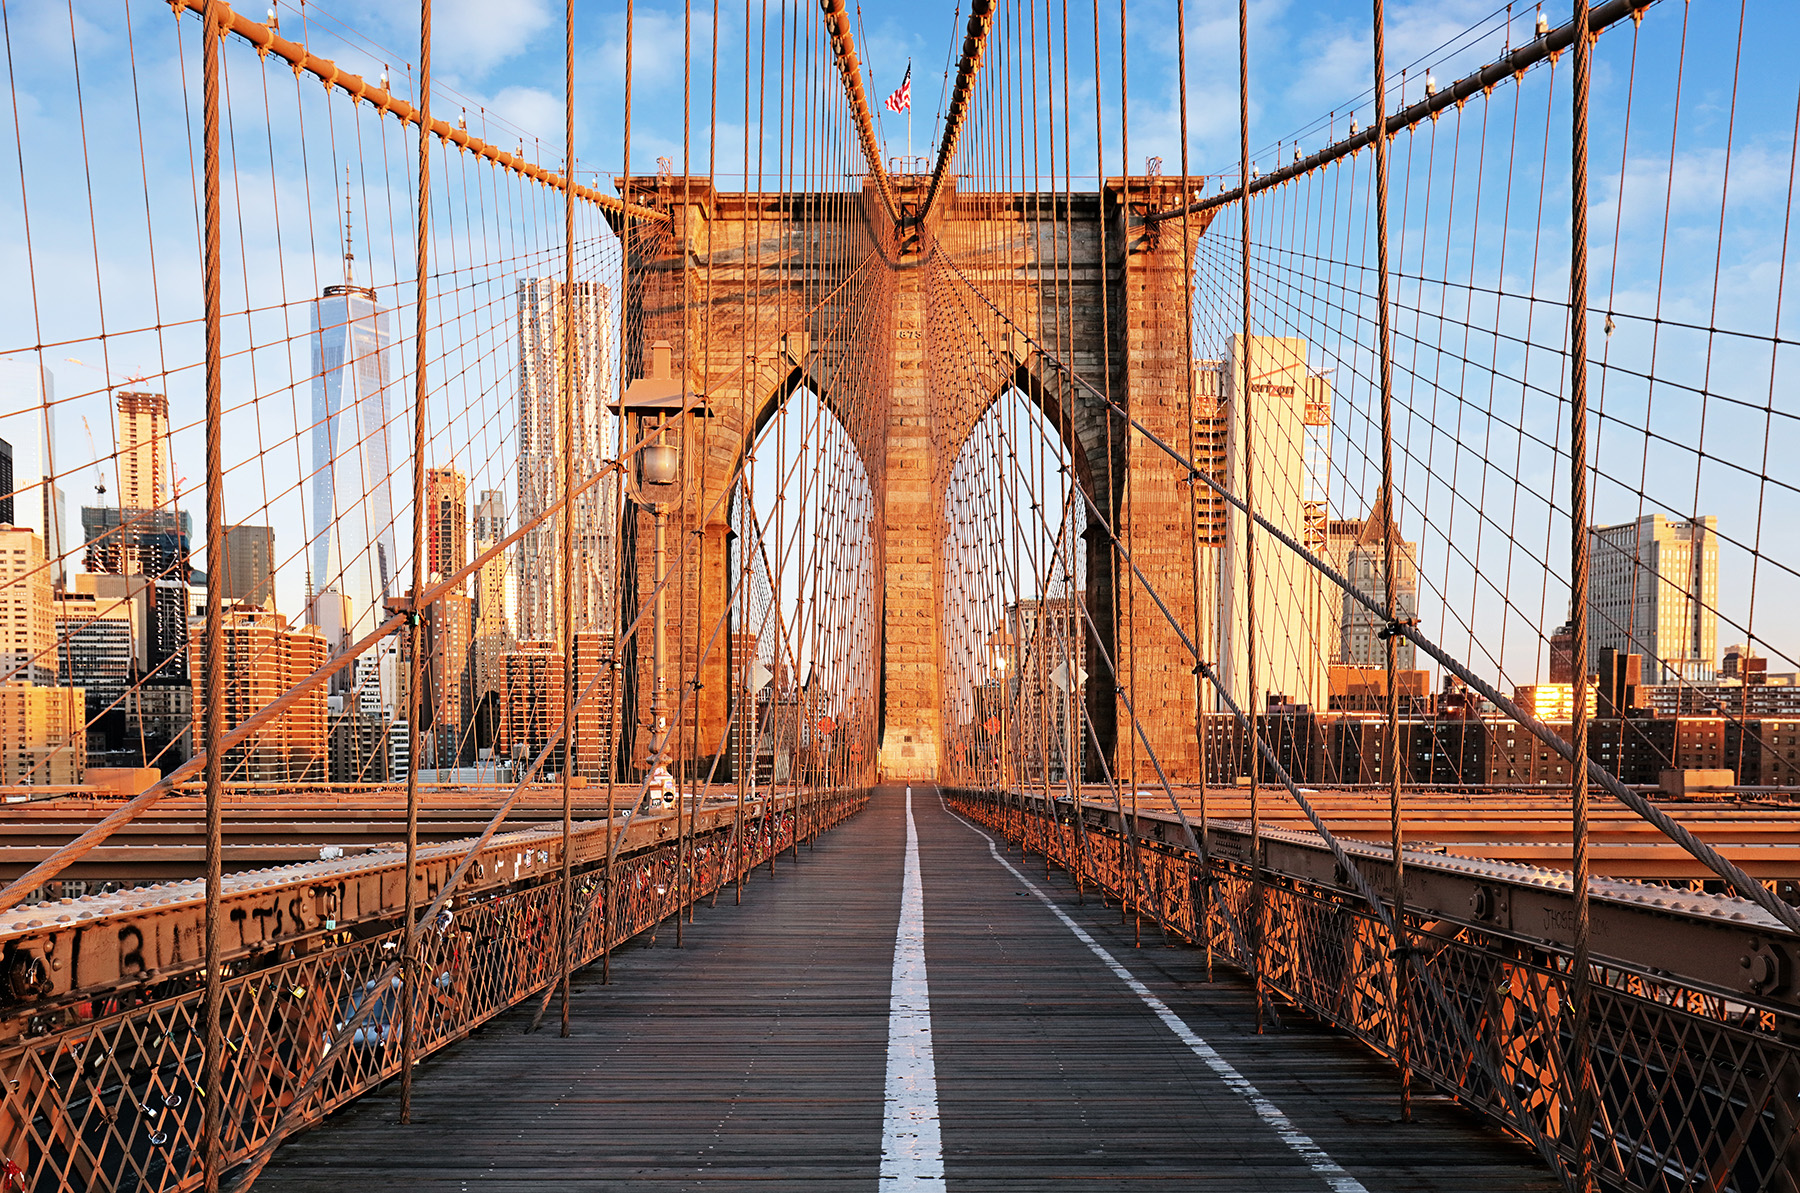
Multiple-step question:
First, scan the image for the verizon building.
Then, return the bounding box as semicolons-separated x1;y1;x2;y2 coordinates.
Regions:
1588;513;1719;685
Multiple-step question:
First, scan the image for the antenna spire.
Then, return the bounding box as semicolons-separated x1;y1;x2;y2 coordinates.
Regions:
343;165;355;286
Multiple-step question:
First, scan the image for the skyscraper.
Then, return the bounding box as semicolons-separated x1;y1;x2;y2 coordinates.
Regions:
498;631;616;777
219;524;276;608
79;507;191;680
80;391;191;680
469;490;512;753
1213;335;1333;713
0;680;85;784
308;280;398;663
53;586;133;722
1588;513;1719;685
0;437;13;527
1006;595;1085;782
472;489;509;636
1324;496;1418;670
115;391;170;511
425;467;468;582
0;526;57;684
0;362;68;586
188;607;328;782
398;586;471;768
515;278;615;644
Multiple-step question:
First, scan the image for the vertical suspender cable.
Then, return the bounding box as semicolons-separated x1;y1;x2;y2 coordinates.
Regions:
678;0;694;935
198;3;225;1187
605;0;635;989
399;0;434;1120
1236;0;1264;1035
1368;0;1413;1123
1116;0;1143;949
1088;0;1135;932
712;0;743;910
1172;0;1214;980
1567;0;1597;1186
558;0;578;1035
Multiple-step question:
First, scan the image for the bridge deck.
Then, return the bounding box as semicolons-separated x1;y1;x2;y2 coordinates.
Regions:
255;787;1557;1190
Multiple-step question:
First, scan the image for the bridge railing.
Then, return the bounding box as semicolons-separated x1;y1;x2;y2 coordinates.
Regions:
946;787;1800;1193
0;787;867;1192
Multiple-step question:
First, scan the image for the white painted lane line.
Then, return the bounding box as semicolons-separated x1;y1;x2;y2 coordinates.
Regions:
880;787;945;1188
946;799;1370;1193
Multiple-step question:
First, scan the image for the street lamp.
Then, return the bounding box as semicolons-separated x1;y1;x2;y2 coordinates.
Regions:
611;340;711;807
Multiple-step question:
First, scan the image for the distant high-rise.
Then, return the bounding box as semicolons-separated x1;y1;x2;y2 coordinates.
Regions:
472;489;509;634
1188;367;1230;548
1588;514;1718;685
0;436;13;526
1213;335;1333;713
0;526;57;684
473;488;507;544
515;278;615;644
188;607;328;782
501;639;564;770
80;506;191;680
0;362;68;586
1005;595;1085;781
0;681;85;784
219;524;276;608
1325;496;1418;671
79;391;191;680
53;587;134;722
115;391;170;511
499;632;617;777
398;586;471;769
327;653;392;782
308;281;398;658
425;467;468;582
469;490;512;752
1549;618;1577;683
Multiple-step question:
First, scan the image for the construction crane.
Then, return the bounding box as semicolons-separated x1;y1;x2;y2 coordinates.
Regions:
64;356;162;506
78;417;106;499
62;356;152;393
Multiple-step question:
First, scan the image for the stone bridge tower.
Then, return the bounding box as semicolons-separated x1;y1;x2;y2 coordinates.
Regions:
611;175;1214;787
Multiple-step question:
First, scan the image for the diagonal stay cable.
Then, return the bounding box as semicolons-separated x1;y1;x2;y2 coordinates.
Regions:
0;251;879;917
920;0;995;222
944;256;1800;939
938;280;1565;1165
818;0;899;222
1146;0;1659;225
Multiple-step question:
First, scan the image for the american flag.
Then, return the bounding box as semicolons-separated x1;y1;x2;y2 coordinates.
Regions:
884;64;911;114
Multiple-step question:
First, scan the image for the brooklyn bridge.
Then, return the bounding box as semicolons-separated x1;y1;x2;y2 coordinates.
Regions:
0;0;1796;1189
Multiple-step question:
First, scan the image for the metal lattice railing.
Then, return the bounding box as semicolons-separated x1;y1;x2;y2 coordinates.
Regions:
945;788;1800;1193
0;789;866;1192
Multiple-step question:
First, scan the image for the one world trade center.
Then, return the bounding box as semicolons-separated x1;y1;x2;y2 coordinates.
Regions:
307;275;398;685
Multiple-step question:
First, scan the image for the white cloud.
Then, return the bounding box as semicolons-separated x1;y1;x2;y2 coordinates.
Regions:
488;86;564;145
594;8;698;94
436;0;555;78
316;0;553;83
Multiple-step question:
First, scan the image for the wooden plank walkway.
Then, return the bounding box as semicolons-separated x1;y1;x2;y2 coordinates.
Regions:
254;785;1559;1190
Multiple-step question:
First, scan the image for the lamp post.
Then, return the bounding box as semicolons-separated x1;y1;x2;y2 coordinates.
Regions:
613;341;710;808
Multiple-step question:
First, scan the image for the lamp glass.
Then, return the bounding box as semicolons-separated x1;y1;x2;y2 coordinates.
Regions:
641;443;680;487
